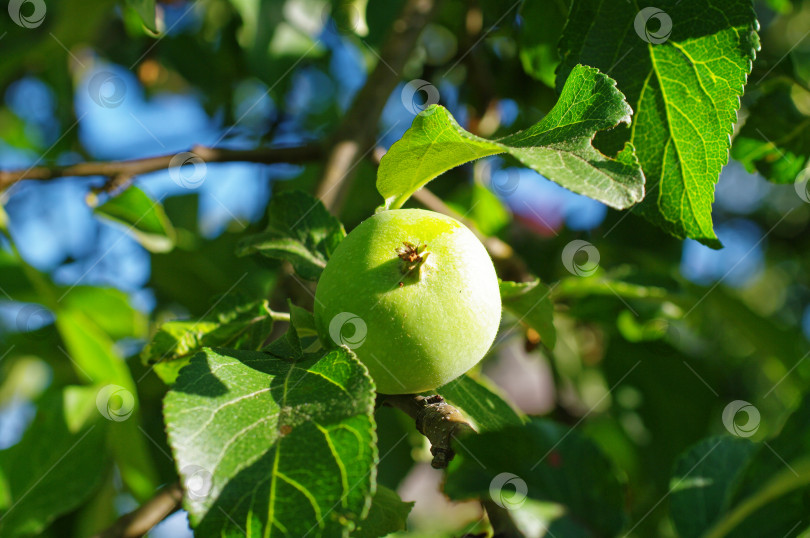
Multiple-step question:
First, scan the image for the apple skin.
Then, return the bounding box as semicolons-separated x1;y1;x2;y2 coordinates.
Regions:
314;208;501;394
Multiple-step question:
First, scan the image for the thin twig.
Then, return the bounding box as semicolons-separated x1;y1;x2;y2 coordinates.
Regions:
384;394;475;468
482;499;526;537
314;0;441;212
92;482;183;538
0;144;323;191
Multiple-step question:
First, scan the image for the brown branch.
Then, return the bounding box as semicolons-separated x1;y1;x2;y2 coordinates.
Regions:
384;394;475;469
482;499;526;537
92;482;183;538
0;144;323;191
314;0;441;212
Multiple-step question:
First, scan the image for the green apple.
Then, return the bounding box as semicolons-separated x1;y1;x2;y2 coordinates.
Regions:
314;208;501;394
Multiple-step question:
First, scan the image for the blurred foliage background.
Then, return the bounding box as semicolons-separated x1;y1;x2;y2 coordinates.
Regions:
1;0;810;536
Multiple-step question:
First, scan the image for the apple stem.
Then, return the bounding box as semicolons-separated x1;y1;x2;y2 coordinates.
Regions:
383;394;475;468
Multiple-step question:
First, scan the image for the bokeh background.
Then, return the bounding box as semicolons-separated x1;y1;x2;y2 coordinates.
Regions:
1;0;810;536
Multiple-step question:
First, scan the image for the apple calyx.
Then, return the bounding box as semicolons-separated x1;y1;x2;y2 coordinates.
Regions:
396;241;430;276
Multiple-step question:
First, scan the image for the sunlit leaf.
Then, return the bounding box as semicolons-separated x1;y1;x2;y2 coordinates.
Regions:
377;65;644;211
95;185;175;253
164;347;377;537
559;0;759;246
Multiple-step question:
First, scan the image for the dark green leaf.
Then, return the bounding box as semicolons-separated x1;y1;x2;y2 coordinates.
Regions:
518;0;568;87
670;395;810;538
499;279;556;349
0;251;45;303
263;301;304;360
95;185;175;253
710;395;810;538
377;65;644;210
670;437;757;538
164;347;377;537
0;386;107;537
554;275;670;301
237;191;346;280
731;82;810;184
558;0;759;246
437;374;525;432
354;485;413;538
289;302;318;339
150;226;275;317
444;418;626;536
126;0;157;32
142;299;277;384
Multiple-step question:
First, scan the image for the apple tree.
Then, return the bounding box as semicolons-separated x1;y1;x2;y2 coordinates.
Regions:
1;0;810;537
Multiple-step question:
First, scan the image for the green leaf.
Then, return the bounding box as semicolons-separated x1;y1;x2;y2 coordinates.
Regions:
289;302;318;339
499;279;556;349
670;395;810;538
670;437;757;538
731;82;810;184
518;0;568;87
163;347;377;537
444;418;627;536
56;310;159;501
711;396;810;538
237;190;346;280
460;182;511;237
150;214;275;316
142;298;277;384
353;485;413;538
0;386;107;537
553;274;671;302
95;185;175;253
377;64;644;211
436;374;525;432
5;261;159;502
0;205;8;233
126;0;157;32
329;0;369;36
558;0;759;246
0;251;45;303
263;316;303;360
59;286;147;340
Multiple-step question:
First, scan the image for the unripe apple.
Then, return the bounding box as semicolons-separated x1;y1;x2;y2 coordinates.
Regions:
313;208;501;394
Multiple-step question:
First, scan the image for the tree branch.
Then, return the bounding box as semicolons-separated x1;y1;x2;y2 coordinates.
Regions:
384;394;475;469
92;482;183;538
314;0;441;212
482;499;526;537
0;144;323;191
